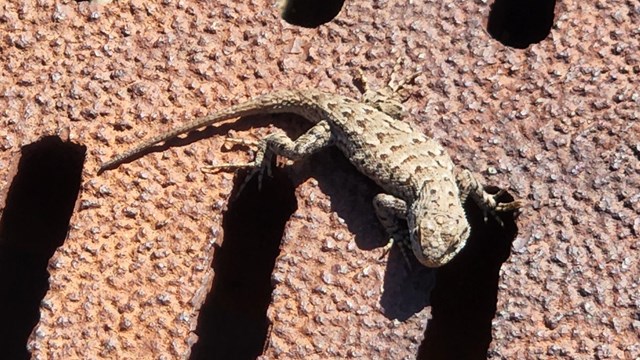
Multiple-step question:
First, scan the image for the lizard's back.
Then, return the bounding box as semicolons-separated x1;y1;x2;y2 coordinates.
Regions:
284;89;459;204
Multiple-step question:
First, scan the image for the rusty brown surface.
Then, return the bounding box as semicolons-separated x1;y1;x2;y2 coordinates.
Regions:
0;0;637;359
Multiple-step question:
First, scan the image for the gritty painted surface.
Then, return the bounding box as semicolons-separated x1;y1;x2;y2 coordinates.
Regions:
0;0;636;359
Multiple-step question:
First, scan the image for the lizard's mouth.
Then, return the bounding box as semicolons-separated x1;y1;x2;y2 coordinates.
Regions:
413;237;467;268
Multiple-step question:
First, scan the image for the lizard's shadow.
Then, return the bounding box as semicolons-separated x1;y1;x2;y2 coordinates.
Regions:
418;193;519;359
303;147;437;321
103;115;277;166
311;153;520;329
275;118;521;353
161;113;435;319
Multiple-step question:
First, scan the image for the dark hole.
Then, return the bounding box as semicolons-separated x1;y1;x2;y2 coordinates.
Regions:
0;136;86;359
189;169;297;360
418;192;518;359
487;0;556;49
280;0;345;28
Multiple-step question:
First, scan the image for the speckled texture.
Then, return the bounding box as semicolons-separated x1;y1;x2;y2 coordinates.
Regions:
0;0;637;359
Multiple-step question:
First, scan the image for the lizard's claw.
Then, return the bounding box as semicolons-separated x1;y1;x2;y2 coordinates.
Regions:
483;208;504;227
379;238;395;260
200;161;257;173
379;236;413;270
353;68;370;95
495;200;523;213
481;189;505;225
387;58;421;100
355;59;421;119
202;155;272;191
201;133;262;173
221;135;260;150
483;190;522;226
252;159;273;192
202;136;274;192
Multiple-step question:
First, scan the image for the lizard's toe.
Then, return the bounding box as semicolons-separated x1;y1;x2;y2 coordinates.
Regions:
495;200;522;212
378;238;395;260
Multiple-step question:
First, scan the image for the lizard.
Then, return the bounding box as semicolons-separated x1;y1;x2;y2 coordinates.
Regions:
99;70;521;268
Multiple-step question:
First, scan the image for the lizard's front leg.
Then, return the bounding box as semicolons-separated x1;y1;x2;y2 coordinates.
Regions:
456;169;521;225
373;193;413;267
202;120;333;191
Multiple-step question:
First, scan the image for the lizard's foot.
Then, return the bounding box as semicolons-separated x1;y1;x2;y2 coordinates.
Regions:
219;130;261;149
478;189;505;225
201;159;273;192
456;169;522;226
480;190;522;226
495;199;522;213
221;137;260;149
353;68;371;96
379;235;413;270
200;132;262;171
353;59;421;119
201;161;257;172
386;58;421;100
201;139;273;191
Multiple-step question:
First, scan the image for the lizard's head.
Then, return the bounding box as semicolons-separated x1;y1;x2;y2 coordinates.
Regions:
408;189;470;268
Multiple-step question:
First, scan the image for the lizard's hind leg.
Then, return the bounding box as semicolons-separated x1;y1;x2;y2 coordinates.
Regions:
202;120;333;192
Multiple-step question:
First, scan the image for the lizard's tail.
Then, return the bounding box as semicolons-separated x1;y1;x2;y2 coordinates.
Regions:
98;90;316;173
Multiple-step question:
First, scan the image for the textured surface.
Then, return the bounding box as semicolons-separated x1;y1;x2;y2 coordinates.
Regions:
0;0;637;359
99;87;520;269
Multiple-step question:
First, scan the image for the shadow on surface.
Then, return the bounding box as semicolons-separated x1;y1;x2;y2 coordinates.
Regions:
280;0;345;28
0;136;86;360
306;148;437;320
487;0;556;49
99;114;307;174
380;258;436;321
181;113;435;355
189;170;297;360
418;192;519;360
